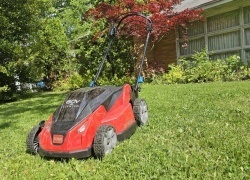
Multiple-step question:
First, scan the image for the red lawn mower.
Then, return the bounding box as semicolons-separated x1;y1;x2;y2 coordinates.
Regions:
26;12;152;159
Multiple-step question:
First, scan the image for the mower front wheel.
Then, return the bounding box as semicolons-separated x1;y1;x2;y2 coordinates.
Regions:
26;126;41;155
133;98;149;126
93;125;117;159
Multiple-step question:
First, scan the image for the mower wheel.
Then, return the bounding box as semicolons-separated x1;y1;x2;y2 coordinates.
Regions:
93;125;117;159
26;126;41;155
133;98;148;126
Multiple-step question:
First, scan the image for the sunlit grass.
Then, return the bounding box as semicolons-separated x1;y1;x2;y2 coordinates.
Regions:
0;81;250;179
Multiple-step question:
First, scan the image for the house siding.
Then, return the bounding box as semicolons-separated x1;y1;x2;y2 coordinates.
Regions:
135;31;177;71
176;0;250;63
150;31;177;70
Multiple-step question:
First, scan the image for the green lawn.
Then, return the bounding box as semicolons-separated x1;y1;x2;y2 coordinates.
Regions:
0;81;250;179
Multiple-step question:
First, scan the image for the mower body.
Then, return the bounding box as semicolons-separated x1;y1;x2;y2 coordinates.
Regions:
38;84;137;158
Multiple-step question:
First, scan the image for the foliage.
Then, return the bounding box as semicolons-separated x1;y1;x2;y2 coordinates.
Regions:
97;73;134;86
28;16;71;89
48;0;137;89
88;0;203;40
1;82;250;178
78;34;136;84
0;0;138;95
53;72;87;91
152;49;250;84
0;0;72;96
0;72;17;102
53;71;134;91
51;71;87;92
0;66;8;93
0;0;95;94
0;0;38;99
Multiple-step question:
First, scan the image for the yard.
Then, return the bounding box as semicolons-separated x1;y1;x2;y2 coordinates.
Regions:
0;81;250;179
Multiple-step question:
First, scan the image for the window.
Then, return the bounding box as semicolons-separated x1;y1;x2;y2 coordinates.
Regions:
207;10;240;32
178;21;205;56
210;51;241;60
244;6;250;24
244;28;250;45
179;38;205;56
244;50;250;61
208;31;240;51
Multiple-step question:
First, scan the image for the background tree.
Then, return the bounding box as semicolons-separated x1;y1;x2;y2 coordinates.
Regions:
88;0;203;40
0;0;44;100
0;0;88;93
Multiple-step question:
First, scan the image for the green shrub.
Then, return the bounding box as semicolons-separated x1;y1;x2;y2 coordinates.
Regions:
153;48;250;84
0;72;17;102
98;74;134;86
53;73;86;91
163;63;186;84
236;65;250;80
53;71;135;91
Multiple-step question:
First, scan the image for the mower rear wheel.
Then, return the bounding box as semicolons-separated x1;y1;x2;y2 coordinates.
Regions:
133;98;148;126
93;125;117;159
26;126;41;155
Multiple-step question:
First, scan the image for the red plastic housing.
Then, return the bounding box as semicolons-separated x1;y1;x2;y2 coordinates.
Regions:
38;84;136;158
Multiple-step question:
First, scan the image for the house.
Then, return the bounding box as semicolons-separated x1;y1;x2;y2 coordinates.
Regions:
146;0;250;71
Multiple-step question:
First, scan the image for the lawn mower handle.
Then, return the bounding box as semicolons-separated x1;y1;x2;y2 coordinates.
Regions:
91;36;115;87
134;28;151;94
90;12;152;94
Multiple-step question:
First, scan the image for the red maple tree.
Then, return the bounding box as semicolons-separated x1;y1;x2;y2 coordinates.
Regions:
88;0;203;40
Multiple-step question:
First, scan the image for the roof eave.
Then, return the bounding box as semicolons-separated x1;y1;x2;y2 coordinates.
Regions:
174;0;235;12
199;0;234;10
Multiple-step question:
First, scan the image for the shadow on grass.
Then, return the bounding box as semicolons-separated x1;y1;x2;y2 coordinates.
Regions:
0;91;67;119
0;121;14;130
26;145;99;162
26;152;97;162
